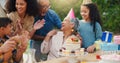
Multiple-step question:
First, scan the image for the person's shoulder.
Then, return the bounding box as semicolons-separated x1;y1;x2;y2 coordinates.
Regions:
7;11;17;17
57;31;63;35
95;22;102;28
47;9;57;15
26;14;34;19
8;11;17;15
96;22;101;26
7;11;19;22
52;31;64;38
26;14;34;22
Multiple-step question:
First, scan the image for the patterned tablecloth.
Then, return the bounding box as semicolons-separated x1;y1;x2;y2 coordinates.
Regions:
39;51;102;63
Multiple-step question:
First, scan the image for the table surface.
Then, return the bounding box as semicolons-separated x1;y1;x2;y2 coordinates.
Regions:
39;51;102;63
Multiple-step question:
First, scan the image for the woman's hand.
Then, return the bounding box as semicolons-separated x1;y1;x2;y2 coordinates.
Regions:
87;44;96;53
44;30;57;42
33;19;45;30
13;19;23;35
18;33;29;53
9;31;29;53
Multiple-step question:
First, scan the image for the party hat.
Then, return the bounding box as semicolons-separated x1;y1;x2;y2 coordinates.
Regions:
66;8;75;19
82;0;92;5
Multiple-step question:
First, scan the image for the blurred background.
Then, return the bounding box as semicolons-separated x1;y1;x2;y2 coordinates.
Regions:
50;0;120;34
0;0;120;34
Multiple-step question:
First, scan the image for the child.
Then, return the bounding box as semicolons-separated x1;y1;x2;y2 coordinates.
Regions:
78;2;102;53
0;17;29;63
0;17;15;63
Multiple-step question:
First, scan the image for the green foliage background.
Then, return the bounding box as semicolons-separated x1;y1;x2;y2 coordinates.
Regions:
50;0;120;34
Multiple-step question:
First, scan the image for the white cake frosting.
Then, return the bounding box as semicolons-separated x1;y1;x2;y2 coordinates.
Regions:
59;35;83;56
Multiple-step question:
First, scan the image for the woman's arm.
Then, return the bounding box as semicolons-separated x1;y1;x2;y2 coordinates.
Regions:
41;40;51;54
31;34;45;41
41;30;57;54
13;48;25;62
3;52;12;62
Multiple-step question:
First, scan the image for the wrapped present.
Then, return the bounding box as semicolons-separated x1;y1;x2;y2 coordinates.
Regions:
119;45;120;50
100;43;118;51
113;35;120;44
101;31;113;43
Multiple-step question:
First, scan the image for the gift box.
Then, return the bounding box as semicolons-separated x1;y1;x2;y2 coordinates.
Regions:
118;45;120;50
113;35;120;44
100;43;118;51
101;31;112;43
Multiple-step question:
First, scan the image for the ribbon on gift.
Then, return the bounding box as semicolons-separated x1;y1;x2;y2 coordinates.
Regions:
105;31;109;42
102;31;112;43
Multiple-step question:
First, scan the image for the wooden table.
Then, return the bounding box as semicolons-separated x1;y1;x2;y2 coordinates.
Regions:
39;51;101;63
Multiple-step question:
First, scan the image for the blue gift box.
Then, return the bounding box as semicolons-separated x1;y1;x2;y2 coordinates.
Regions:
118;45;120;50
100;43;118;51
101;31;112;43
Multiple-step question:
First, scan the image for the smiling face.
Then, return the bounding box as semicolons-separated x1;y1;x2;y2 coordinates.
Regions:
38;0;50;16
15;0;27;15
61;18;74;32
80;5;90;21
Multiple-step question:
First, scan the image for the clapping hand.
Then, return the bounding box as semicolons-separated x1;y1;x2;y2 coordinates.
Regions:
13;19;23;35
34;19;45;30
44;30;57;42
9;31;29;52
18;31;29;52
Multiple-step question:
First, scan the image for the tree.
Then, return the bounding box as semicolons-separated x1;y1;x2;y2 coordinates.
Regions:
50;0;120;34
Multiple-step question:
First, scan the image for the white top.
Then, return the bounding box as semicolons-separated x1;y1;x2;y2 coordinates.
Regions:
41;31;64;60
41;31;81;60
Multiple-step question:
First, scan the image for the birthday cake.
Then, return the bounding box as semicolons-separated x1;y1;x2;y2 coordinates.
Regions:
59;35;84;56
99;54;120;63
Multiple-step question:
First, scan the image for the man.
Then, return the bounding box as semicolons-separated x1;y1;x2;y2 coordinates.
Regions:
32;0;62;62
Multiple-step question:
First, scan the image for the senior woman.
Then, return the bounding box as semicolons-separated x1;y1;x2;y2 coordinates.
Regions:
41;11;82;60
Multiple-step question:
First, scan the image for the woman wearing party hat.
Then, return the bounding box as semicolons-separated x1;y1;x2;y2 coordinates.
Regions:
78;0;102;53
41;8;82;60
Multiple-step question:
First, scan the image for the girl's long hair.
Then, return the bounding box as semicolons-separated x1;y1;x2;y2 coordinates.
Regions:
83;3;102;33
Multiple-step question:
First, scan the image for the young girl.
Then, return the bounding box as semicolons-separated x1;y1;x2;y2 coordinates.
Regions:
78;3;102;53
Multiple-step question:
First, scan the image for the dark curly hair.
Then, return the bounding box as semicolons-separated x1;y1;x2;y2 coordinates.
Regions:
0;17;12;28
82;3;102;32
5;0;39;17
